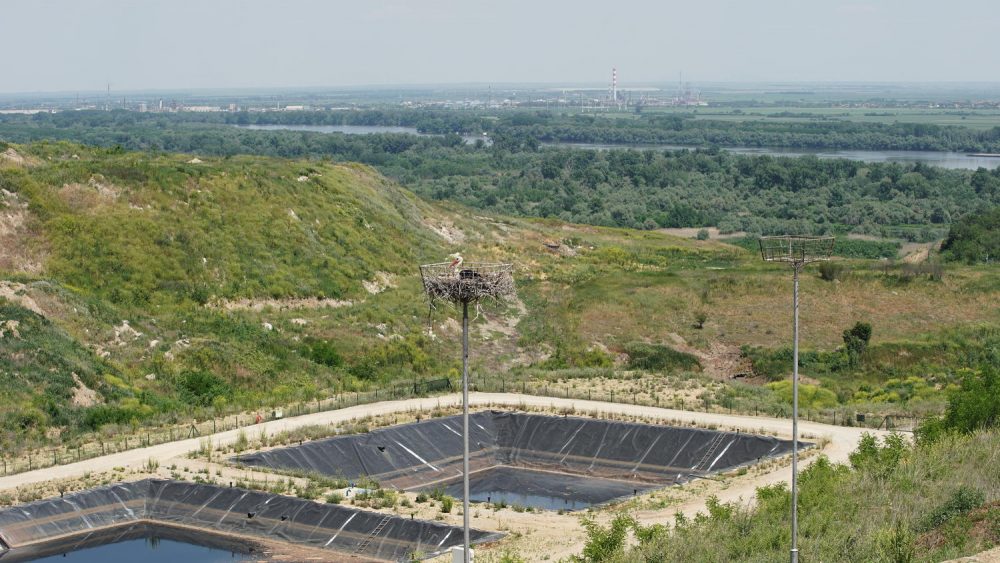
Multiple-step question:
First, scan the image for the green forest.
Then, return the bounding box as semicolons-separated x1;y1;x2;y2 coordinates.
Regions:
2;111;999;242
16;108;1000;152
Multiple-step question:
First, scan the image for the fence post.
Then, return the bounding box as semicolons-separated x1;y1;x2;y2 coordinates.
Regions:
611;390;615;403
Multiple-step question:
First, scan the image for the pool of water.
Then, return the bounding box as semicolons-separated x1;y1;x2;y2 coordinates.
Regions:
1;526;262;563
546;142;1000;170
21;537;254;562
235;124;422;135
440;466;657;511
231;124;486;144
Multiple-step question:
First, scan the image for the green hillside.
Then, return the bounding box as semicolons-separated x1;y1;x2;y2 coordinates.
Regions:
0;143;461;442
0;142;997;451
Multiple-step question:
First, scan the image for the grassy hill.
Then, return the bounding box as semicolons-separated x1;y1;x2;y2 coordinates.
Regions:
0;142;997;450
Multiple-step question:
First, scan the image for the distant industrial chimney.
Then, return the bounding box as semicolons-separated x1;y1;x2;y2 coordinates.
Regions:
612;67;617;102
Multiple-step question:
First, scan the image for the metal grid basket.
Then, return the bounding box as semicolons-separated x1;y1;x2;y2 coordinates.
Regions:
419;262;515;304
759;236;835;264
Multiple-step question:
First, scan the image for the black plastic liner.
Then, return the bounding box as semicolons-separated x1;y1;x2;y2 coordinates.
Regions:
0;480;500;562
236;411;798;495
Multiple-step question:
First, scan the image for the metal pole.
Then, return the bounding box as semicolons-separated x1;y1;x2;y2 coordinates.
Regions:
462;300;471;563
791;263;800;563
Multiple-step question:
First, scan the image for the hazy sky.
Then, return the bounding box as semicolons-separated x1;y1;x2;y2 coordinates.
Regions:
2;0;998;93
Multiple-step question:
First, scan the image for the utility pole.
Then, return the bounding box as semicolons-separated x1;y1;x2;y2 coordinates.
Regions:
759;235;835;563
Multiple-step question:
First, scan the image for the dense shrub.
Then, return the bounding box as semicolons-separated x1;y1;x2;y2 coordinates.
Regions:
920;486;985;531
843;322;872;367
304;338;342;368
941;206;1000;264
918;367;1000;443
177;370;231;407
818;261;845;281
624;342;700;372
82;404;151;430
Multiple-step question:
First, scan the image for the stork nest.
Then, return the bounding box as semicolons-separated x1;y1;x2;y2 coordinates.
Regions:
419;262;515;304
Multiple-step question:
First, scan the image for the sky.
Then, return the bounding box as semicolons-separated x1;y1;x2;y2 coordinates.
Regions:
2;0;999;93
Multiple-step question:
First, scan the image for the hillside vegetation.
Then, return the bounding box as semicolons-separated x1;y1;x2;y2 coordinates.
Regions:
573;368;1000;563
3;112;999;239
0;142;996;453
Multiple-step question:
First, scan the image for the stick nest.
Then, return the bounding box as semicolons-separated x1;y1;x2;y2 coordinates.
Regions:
420;262;515;304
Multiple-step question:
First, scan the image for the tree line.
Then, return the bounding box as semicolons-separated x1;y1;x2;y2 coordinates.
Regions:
2;111;999;240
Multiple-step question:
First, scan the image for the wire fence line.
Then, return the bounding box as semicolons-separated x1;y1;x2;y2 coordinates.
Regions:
1;379;452;478
2;374;916;478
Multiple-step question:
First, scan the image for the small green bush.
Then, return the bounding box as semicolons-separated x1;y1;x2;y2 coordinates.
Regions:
921;486;985;531
917;367;1000;443
818;261;844;281
625;342;700;372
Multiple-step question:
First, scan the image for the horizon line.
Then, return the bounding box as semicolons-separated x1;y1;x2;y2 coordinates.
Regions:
5;80;1000;99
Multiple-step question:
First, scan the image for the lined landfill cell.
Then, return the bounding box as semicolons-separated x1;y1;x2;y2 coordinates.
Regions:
0;480;500;562
235;411;800;509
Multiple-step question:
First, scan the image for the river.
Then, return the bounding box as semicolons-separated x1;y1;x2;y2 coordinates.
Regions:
236;124;423;135
548;142;1000;170
232;125;999;170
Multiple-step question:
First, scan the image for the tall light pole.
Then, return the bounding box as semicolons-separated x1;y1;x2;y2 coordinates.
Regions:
759;235;834;563
420;260;514;563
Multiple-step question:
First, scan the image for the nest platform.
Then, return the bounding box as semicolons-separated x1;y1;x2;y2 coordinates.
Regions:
419;262;514;304
759;235;835;264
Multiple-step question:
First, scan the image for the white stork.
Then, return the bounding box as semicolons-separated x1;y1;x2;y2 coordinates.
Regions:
448;252;464;272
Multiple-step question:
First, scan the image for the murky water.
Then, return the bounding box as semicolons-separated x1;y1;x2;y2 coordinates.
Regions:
440;466;655;511
21;536;254;562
